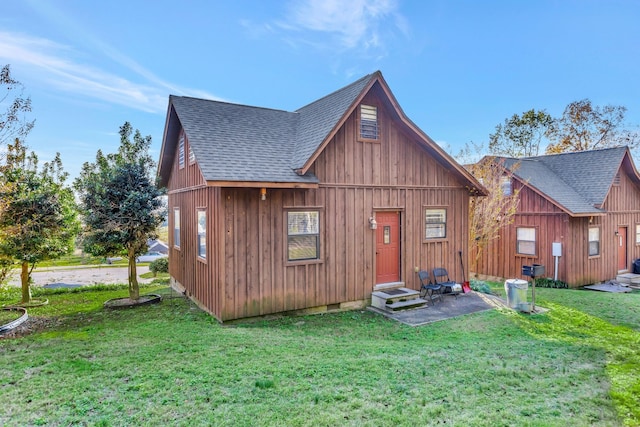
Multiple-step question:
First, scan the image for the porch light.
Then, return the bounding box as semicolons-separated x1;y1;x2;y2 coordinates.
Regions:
260;188;267;201
369;216;377;230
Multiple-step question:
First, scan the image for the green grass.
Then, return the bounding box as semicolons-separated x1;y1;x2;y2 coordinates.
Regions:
1;286;639;426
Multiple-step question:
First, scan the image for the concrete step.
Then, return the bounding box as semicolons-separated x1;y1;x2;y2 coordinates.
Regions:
616;273;640;285
371;287;424;311
384;298;428;311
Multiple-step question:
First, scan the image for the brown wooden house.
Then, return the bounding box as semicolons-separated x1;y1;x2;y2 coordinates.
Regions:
157;71;485;322
474;147;640;286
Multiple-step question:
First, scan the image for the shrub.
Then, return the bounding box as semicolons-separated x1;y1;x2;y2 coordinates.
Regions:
149;257;169;277
534;277;569;289
470;279;493;294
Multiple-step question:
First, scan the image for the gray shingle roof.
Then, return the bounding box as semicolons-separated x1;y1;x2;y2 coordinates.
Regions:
166;73;375;184
502;147;629;215
159;71;485;194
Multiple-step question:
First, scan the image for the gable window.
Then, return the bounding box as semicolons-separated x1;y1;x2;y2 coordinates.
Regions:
360;104;379;140
178;133;185;169
287;211;320;261
588;227;600;256
425;209;446;239
501;176;512;196
613;172;621;186
173;208;181;249
188;145;195;164
516;227;536;255
197;209;206;259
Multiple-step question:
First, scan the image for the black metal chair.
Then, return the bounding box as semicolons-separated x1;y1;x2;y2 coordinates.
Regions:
418;270;442;304
432;267;460;298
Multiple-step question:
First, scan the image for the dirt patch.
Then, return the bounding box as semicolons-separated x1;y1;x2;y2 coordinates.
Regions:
103;294;162;309
0;316;64;339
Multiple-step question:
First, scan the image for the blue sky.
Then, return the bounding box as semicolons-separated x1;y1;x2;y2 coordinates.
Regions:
2;0;639;180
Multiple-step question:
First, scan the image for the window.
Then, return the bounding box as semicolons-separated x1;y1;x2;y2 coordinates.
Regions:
636;224;640;244
178;133;185;169
613;172;621;186
360;104;378;140
197;210;206;259
173;208;180;248
516;227;536;255
287;211;320;261
188;145;195;164
588;227;600;256
425;209;446;239
501;176;512;196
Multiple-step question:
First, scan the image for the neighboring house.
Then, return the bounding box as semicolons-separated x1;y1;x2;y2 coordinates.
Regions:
147;239;169;255
474;147;640;286
157;71;485;322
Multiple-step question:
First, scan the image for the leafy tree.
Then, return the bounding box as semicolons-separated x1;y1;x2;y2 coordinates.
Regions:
488;109;554;157
0;139;79;303
546;99;639;153
74;122;165;301
1;65;34;151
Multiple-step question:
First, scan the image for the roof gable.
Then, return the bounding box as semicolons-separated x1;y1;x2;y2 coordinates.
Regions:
158;71;485;194
501;146;638;216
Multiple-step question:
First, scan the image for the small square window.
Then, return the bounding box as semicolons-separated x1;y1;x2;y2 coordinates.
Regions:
425;209;446;239
516;227;536;255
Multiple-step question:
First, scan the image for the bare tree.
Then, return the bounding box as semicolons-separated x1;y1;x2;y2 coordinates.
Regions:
0;65;34;151
546;99;639;153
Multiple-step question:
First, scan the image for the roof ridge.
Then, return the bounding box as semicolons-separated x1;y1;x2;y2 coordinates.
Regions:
523;145;628;160
170;94;295;114
295;71;377;112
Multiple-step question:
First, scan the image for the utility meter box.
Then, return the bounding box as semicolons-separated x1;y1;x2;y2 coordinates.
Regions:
552;242;562;257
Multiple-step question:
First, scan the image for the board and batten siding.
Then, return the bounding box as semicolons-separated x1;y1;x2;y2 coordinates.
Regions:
166;130;224;317
166;92;474;321
214;99;471;321
474;162;640;287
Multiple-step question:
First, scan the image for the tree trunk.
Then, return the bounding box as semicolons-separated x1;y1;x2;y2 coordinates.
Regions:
20;261;31;303
128;247;139;301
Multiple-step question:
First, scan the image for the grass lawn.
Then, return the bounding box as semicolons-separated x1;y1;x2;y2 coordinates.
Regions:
1;285;639;426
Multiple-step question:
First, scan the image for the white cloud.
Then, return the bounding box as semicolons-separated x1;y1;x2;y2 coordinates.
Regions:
281;0;405;52
0;31;221;114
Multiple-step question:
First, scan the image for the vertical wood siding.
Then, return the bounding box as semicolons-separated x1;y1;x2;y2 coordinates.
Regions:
474;164;640;287
168;94;473;321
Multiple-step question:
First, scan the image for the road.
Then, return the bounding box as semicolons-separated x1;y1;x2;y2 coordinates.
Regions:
7;265;153;288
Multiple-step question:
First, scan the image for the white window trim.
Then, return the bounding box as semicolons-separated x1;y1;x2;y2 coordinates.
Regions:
424;208;446;240
197;209;206;260
173;208;181;249
516;227;536;256
359;104;379;141
287;210;320;262
178;133;185;169
588;226;600;257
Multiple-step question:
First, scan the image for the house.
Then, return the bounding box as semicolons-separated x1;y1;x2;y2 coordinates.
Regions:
157;71;485;322
473;147;640;286
147;239;169;255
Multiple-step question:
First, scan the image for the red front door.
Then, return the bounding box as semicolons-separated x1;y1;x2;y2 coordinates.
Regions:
618;226;627;272
376;211;400;284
